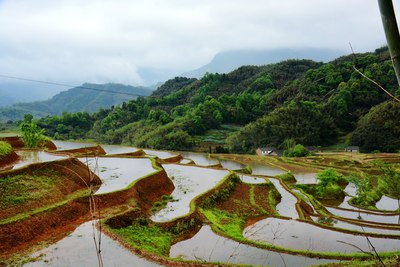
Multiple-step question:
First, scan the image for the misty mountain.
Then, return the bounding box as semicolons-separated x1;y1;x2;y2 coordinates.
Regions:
0;81;67;107
0;83;152;122
181;48;345;78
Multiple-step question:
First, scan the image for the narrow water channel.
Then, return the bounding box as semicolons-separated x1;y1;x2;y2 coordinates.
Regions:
269;178;299;219
151;164;229;222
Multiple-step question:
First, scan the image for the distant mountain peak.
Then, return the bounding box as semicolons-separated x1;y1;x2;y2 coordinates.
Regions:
182;48;345;78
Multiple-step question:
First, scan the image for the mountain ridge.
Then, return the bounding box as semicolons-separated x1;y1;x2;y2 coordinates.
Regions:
181;48;345;78
0;83;152;121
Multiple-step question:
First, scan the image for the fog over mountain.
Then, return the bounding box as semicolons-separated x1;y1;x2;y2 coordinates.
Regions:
181;48;345;78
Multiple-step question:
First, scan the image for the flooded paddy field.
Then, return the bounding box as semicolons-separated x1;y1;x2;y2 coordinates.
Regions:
1;141;400;267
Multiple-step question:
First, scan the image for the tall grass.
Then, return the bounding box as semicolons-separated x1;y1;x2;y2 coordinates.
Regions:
0;141;13;159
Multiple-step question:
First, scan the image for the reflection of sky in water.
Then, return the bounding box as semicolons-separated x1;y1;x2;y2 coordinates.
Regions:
310;216;400;236
12;151;67;169
327;207;400;224
244;217;400;253
79;157;155;195
24;221;163;267
218;159;244;170
238;174;267;184
247;162;285;176
171;225;337;267
269;178;299;218
179;152;219;166
376;195;399;211
143;149;177;159
53;140;96;150
151;164;228;222
101;145;139;155
293;173;318;184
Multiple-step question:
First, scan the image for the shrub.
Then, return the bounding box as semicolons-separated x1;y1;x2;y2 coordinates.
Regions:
0;141;12;159
316;169;345;199
284;144;310;157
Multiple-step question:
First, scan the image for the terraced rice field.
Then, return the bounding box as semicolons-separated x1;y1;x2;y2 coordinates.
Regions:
1;140;400;267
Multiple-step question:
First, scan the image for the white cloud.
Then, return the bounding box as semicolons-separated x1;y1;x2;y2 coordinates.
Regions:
0;0;391;86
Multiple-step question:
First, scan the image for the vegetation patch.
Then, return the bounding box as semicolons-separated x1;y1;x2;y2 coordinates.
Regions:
201;208;244;239
108;222;173;256
276;171;296;183
0;171;59;210
151;195;177;214
0;141;12;159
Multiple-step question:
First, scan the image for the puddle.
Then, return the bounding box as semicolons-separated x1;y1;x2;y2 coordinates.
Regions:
23;221;163;267
326;207;400;225
376;195;399;211
179;152;219;166
11;151;68;169
52;140;97;150
218;159;245;170
142;149;177;159
269;178;299;219
101;145;139;155
170;225;337;267
151;164;229;222
246;162;286;176
294;173;318;184
244;218;400;253
239;174;268;184
79;157;156;195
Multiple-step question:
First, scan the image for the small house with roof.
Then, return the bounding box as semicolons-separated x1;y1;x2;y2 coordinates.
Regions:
345;146;359;152
256;147;279;156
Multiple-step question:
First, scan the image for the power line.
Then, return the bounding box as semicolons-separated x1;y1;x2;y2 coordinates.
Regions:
0;74;149;97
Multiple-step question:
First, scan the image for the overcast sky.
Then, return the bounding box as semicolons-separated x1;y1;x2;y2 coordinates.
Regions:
0;0;395;87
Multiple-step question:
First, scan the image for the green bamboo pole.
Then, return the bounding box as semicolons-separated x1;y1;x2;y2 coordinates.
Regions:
378;0;400;87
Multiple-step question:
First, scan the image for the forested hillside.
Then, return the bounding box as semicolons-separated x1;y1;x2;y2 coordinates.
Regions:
38;47;400;153
0;83;151;121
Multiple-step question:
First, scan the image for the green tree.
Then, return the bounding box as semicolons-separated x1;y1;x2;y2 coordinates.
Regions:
379;165;400;218
315;169;345;199
20;114;47;148
350;101;400;152
285;144;309;157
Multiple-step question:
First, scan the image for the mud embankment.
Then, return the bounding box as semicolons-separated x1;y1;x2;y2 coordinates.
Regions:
0;197;91;258
54;145;106;156
0;151;19;168
0;136;57;150
0;158;103;257
98;167;175;219
0;159;175;257
0;158;102;220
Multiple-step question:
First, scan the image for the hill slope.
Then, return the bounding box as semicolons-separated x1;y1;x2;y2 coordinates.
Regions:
0;83;152;121
37;47;400;153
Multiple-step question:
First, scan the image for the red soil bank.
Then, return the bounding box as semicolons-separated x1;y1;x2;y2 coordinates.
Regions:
0;158;102;220
0;158;103;257
0;136;56;150
0;198;91;258
0;151;19;168
0;136;24;148
55;145;106;156
96;168;175;211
